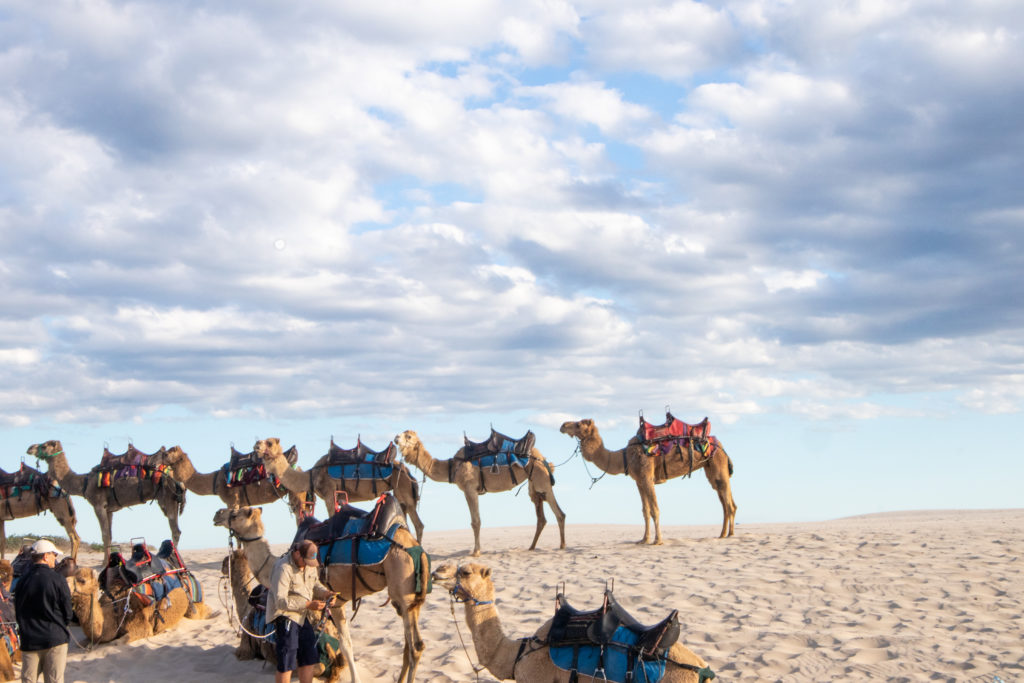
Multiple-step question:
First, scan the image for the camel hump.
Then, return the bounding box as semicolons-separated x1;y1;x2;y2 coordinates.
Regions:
638;413;710;444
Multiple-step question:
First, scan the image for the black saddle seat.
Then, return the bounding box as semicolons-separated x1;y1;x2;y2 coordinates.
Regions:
549;590;680;658
293;493;404;547
230;444;298;471
462;429;535;461
325;439;396;467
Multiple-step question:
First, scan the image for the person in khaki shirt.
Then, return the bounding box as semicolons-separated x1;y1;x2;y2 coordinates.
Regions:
267;540;332;683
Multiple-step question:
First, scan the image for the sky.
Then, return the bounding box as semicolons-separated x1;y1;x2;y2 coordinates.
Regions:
2;0;1022;550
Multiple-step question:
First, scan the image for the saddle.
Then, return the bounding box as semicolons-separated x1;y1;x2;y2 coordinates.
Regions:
99;444;166;469
225;445;297;488
294;493;406;568
326;439;396;467
637;413;710;444
0;463;60;500
461;429;535;461
550;589;680;658
100;539;196;606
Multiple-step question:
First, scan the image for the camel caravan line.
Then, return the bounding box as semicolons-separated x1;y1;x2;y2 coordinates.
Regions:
3;413;735;682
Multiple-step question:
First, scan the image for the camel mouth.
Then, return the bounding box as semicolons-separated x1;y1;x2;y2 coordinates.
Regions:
431;561;457;587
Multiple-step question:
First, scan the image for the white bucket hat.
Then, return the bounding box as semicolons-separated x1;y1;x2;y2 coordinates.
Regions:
31;539;61;556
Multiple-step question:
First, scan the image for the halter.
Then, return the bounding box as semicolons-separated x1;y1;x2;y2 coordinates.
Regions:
449;577;493;607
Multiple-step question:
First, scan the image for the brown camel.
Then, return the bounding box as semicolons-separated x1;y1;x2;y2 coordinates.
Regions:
27;440;187;561
393;430;566;557
68;566;190;643
0;559;17;682
0;464;80;560
432;562;714;682
221;549;344;681
256;438;424;541
559;419;736;544
162;445;306;522
214;501;430;683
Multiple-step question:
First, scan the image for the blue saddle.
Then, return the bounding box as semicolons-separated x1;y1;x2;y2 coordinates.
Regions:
462;429;534;468
318;522;401;566
324;439;396;482
550;626;667;683
295;493;406;567
327;463;394;480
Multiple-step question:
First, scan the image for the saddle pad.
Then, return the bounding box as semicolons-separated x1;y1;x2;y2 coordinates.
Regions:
326;463;394;481
550;626;667;683
470;449;529;469
318;522;401;566
326;440;396;467
643;435;721;459
222;462;274;488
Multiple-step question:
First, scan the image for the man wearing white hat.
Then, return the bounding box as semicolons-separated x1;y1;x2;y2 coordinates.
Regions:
14;539;72;683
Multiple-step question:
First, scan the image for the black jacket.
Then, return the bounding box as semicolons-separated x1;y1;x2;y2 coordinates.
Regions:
14;562;72;651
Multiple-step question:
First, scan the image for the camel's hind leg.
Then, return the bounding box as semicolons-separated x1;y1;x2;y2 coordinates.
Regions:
330;603;362;683
394;600;424;683
0;521;5;560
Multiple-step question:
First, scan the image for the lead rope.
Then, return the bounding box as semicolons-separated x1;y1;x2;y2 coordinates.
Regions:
448;595;485;683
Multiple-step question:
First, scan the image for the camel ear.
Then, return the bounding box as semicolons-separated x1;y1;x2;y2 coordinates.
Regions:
481;566;491;579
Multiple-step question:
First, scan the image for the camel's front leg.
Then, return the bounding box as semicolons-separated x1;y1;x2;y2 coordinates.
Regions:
330;603;362;683
162;490;183;548
98;507;114;563
635;477;662;544
463;489;483;556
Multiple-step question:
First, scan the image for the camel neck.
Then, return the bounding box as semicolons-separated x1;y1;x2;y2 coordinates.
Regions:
463;602;519;680
579;436;628;475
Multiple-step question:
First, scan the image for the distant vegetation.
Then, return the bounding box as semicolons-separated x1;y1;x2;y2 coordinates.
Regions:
5;534;141;554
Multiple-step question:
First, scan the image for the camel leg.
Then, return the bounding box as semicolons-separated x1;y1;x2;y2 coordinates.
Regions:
544;488;567;550
162;491;183;548
330;604;362;683
635;477;662;545
633;478;652;544
403;504;425;545
394;602;424;683
461;489;483;556
528;488;547;550
706;460;737;538
0;521;5;560
57;500;81;560
98;507;114;562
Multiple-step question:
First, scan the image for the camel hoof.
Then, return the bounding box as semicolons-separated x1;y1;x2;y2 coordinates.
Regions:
636;539;649;545
652;539;664;546
471;550;481;557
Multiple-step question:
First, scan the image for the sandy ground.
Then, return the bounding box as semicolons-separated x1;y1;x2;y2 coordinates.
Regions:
46;509;1023;682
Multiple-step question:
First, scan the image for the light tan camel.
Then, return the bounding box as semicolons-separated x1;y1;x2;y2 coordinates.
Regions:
0;559;17;682
393;430;566;557
162;445;306;522
559;419;736;544
27;440;186;561
214;501;430;683
221;549;344;681
257;439;424;541
432;562;714;682
68;566;190;644
0;464;80;560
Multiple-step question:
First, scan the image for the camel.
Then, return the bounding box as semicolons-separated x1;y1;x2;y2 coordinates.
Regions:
221;549;344;681
559;419;736;544
0;464;80;560
0;559;17;682
162;445;306;522
26;440;186;561
256;438;425;541
68;566;190;644
214;500;431;683
393;430;566;557
432;562;714;682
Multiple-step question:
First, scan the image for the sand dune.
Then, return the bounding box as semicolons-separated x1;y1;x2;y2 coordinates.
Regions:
49;509;1022;682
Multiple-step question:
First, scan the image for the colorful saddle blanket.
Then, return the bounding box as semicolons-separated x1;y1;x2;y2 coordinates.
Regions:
461;429;535;468
325;439;396;481
294;493;405;567
548;590;693;683
94;445;174;488
0;463;65;500
101;539;201;606
224;445;297;488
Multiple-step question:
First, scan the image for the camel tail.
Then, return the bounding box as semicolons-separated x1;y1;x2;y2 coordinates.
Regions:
728;455;734;477
544;460;556;486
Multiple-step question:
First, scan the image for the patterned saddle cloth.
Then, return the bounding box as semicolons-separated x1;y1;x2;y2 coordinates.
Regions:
460;429;535;468
548;589;683;683
325;439;396;481
224;445;297;488
101;539;202;606
294;493;406;566
0;463;65;500
94;445;174;487
637;413;721;460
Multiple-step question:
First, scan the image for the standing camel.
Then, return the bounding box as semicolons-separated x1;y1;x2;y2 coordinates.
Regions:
560;419;736;544
432;562;714;682
0;463;80;560
26;440;186;561
257;438;424;541
214;503;430;683
162;445;306;522
393;430;566;557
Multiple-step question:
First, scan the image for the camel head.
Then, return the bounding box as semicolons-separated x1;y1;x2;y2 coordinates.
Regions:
559;419;596;440
213;506;265;539
69;566;100;598
255;437;283;462
432;562;496;606
394;430;424;462
26;439;64;461
163;446;188;466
